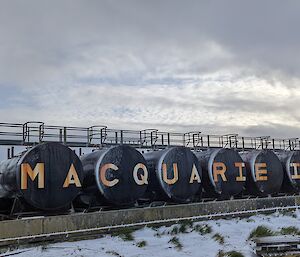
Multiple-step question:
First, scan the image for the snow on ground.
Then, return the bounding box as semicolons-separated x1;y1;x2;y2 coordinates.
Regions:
3;210;300;257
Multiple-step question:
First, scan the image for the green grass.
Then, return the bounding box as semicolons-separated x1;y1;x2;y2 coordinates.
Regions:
212;233;225;244
170;226;179;235
146;223;162;230
169;236;183;250
168;220;194;235
193;224;212;235
111;227;136;241
178;223;189;233
179;220;194;228
136;240;147;247
280;226;300;235
248;225;275;239
278;209;297;218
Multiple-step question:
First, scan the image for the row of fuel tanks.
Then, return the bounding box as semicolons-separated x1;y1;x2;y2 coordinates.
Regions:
0;142;299;212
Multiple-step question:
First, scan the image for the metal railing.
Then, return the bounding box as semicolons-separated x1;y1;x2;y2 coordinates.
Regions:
0;122;299;151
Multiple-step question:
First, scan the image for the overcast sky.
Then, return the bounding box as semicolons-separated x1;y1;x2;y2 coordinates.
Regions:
0;0;300;138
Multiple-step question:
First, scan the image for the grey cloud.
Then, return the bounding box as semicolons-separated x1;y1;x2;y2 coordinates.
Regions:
0;1;300;138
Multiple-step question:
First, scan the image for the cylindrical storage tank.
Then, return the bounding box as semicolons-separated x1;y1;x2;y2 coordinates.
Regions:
0;199;12;212
195;148;246;199
240;149;283;196
143;146;202;203
275;150;300;193
0;142;83;210
77;145;149;206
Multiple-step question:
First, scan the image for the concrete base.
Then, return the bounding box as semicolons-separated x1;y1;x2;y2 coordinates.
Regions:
0;195;299;248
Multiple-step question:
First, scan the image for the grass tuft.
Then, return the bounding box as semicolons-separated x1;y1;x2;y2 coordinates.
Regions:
146;224;161;230
249;225;275;239
169;236;183;250
193;224;212;235
179;220;194;228
136;240;147;247
170;226;179;235
178;223;189;233
111;227;136;241
212;233;225;244
279;209;297;218
280;226;300;235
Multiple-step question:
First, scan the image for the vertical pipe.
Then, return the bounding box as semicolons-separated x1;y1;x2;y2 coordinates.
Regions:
39;125;42;143
192;134;195;147
59;129;63;143
87;128;90;145
63;127;67;145
120;130;123;145
242;137;245;150
139;131;142;146
150;132;153;146
115;131;118;144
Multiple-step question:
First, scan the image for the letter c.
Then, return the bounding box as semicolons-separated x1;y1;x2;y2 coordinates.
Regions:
99;163;119;187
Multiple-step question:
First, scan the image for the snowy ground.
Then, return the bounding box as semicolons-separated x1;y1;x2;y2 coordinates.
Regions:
3;210;300;257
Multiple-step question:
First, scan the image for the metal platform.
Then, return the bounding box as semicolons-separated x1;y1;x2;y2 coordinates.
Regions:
0;122;299;160
254;235;300;256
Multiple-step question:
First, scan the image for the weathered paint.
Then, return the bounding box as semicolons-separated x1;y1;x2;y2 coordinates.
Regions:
240;149;283;196
143;147;202;203
195;148;246;198
0;142;83;210
77;145;148;206
276;150;300;193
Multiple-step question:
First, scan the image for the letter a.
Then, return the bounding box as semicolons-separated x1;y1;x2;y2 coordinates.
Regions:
189;164;201;183
63;164;82;188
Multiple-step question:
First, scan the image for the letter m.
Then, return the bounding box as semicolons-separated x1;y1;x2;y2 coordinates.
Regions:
21;163;45;190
